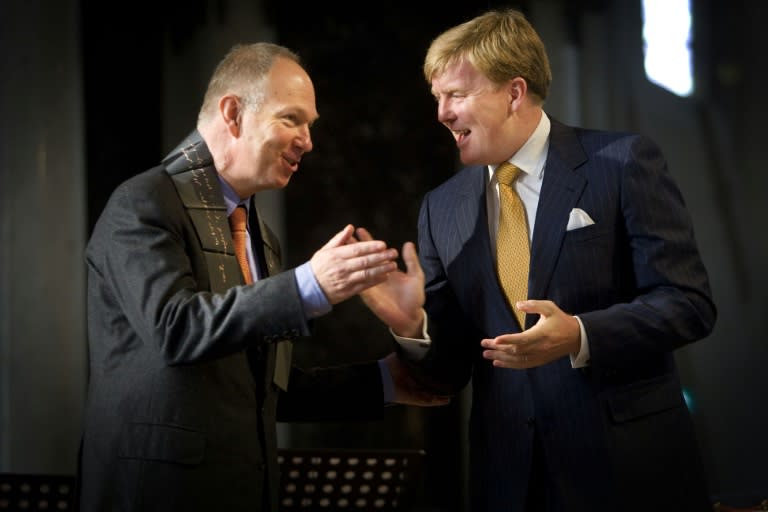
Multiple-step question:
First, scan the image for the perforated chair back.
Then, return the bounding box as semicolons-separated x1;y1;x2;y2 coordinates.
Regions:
277;448;425;511
0;473;77;511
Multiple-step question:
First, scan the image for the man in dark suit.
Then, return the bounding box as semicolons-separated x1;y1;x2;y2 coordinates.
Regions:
79;42;446;512
360;8;716;512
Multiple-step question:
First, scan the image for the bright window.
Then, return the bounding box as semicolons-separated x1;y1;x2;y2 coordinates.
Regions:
642;0;694;96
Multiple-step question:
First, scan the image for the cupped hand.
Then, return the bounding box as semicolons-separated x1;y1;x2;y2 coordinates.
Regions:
355;227;425;338
479;300;582;369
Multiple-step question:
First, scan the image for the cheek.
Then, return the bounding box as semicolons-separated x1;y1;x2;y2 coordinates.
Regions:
257;126;290;151
244;133;272;162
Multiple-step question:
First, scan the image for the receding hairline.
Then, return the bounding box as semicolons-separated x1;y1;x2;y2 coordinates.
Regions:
197;42;304;125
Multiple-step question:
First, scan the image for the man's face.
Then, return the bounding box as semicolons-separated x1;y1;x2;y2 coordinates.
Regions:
430;59;514;166
232;58;319;194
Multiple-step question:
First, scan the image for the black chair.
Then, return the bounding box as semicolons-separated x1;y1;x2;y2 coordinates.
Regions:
277;448;426;511
0;473;77;511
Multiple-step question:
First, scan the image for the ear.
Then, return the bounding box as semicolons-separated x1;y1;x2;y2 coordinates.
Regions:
219;95;243;137
507;77;528;111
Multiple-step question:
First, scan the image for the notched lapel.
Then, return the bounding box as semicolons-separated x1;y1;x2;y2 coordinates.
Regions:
251;207;282;277
454;167;491;258
528;122;588;304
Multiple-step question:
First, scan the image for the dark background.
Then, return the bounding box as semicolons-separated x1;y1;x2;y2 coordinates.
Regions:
1;0;765;511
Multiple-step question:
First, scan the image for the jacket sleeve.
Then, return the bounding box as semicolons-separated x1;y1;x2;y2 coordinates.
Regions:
85;171;311;366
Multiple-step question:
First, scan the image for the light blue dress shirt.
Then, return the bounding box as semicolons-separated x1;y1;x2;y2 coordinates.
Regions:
217;177;395;401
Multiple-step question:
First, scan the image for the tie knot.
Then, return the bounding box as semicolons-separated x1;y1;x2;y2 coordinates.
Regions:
229;205;248;232
496;162;521;186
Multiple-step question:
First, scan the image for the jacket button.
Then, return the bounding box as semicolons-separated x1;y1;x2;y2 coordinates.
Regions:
526;417;535;427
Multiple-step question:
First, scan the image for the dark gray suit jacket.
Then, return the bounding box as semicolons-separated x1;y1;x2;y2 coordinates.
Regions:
79;131;384;511
411;119;716;511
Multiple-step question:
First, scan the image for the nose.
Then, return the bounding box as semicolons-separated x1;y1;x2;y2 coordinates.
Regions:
436;98;453;125
296;125;313;153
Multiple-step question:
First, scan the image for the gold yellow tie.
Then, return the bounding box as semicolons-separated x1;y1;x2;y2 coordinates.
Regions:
496;162;530;329
229;205;253;285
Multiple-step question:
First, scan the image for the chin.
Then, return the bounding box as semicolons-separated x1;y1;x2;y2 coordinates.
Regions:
276;175;292;189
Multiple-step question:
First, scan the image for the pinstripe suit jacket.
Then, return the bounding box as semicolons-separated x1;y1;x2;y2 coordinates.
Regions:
79;131;385;511
413;119;716;511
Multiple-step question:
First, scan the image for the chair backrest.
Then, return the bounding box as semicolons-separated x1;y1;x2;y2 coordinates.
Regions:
0;473;77;511
277;448;426;511
712;498;768;511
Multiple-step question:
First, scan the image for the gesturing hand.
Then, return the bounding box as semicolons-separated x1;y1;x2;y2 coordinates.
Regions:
310;224;398;305
355;227;425;338
480;300;582;368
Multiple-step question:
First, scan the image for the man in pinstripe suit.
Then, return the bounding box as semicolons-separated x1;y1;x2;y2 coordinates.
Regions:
361;8;716;512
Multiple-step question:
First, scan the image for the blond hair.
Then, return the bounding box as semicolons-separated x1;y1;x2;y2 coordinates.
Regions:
424;9;552;103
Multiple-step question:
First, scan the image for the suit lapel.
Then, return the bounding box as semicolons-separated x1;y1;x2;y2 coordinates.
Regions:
454;166;489;249
454;168;504;298
248;205;282;278
528;120;587;308
247;200;291;391
451;167;521;330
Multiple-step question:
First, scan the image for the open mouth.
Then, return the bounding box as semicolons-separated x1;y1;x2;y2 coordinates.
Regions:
283;154;300;170
454;129;470;145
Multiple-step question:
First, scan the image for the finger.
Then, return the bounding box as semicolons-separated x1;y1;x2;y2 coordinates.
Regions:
320;224;356;250
483;348;529;369
481;334;522;348
401;241;423;277
352;260;398;280
517;299;554;316
483;349;514;366
355;227;374;242
349;249;399;271
339;241;395;261
334;264;396;296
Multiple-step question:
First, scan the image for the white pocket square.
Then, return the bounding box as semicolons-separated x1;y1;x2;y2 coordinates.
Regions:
566;208;595;231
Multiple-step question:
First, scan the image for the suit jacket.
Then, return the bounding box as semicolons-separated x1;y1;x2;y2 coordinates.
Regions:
79;131;384;511
413;119;716;511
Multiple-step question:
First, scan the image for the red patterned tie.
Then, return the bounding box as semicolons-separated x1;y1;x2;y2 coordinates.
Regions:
495;162;530;329
229;205;253;285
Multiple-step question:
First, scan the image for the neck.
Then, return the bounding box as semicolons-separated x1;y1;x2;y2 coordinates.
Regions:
198;123;249;200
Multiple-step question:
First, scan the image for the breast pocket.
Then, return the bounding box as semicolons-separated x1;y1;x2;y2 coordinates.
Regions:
557;224;614;274
548;225;619;306
564;223;607;244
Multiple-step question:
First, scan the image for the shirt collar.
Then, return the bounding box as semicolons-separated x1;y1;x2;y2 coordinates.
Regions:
490;111;551;179
218;176;250;217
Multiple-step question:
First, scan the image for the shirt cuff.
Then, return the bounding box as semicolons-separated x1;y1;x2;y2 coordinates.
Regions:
570;315;591;368
295;261;332;319
391;309;431;361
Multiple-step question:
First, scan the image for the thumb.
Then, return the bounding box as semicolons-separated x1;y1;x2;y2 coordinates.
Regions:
355;226;373;242
321;224;355;249
401;241;423;276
